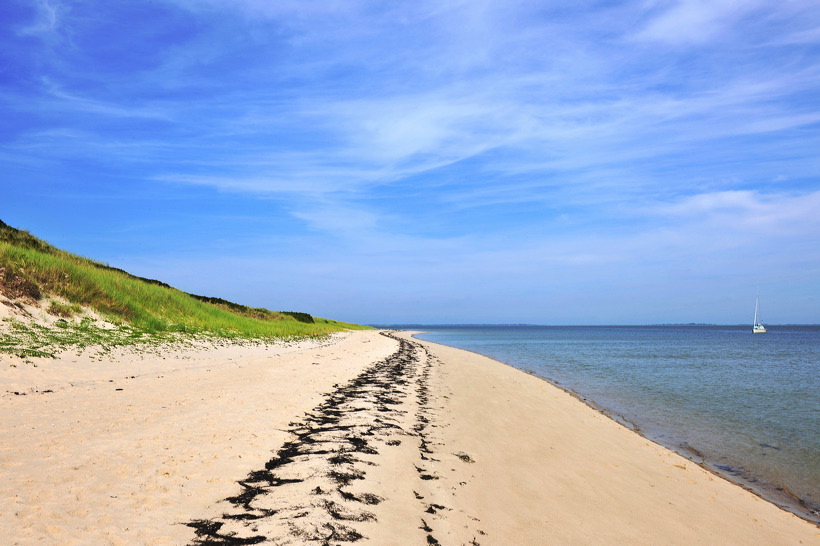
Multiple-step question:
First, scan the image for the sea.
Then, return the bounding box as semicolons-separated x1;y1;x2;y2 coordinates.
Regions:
404;325;819;523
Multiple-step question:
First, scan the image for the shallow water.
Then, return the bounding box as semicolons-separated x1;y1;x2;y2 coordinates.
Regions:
409;325;819;522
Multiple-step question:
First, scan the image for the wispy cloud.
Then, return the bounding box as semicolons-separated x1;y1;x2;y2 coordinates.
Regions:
4;0;819;322
653;190;820;238
18;0;62;38
634;0;765;45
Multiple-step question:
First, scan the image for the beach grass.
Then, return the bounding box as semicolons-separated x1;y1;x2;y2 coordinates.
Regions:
0;220;370;356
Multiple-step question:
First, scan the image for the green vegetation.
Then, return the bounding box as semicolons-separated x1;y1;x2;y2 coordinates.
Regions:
47;299;83;318
0;220;370;357
1;317;150;359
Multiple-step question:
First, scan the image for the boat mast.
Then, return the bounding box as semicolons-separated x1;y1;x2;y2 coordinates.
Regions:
754;289;759;326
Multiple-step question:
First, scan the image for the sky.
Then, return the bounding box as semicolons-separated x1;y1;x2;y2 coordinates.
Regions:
1;0;819;325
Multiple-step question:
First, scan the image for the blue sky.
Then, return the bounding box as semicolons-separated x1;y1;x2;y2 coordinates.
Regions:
2;0;819;324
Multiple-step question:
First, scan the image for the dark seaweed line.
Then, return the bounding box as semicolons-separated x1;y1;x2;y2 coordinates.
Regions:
410;344;484;546
412;344;442;545
185;332;426;545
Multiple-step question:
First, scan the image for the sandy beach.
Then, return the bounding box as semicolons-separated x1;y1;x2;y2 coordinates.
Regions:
1;329;816;545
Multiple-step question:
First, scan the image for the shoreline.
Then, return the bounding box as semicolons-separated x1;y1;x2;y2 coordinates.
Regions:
406;334;820;543
514;362;817;526
408;330;819;526
1;329;817;543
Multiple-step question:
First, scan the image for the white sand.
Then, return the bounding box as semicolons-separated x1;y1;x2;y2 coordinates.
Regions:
0;331;396;544
1;329;816;545
404;332;818;545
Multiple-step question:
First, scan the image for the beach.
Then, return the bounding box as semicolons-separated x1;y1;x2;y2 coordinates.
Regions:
1;330;816;545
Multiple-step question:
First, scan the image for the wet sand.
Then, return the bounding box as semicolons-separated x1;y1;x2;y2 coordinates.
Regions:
1;330;816;544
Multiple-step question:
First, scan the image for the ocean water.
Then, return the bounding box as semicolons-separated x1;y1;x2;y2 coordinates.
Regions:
410;325;819;522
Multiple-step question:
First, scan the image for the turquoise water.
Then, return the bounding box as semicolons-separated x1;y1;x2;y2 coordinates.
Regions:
409;325;819;522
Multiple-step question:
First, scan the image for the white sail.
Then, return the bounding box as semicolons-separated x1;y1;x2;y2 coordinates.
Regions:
753;290;766;333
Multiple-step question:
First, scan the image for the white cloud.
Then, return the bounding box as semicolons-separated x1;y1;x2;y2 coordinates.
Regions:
19;0;62;38
768;25;820;46
633;189;810;251
8;0;820;322
635;0;764;45
171;0;363;19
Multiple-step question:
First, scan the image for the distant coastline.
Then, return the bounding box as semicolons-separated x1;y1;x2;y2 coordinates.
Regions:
374;323;819;328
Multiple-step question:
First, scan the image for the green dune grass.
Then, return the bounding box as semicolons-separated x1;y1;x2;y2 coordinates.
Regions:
0;220;370;357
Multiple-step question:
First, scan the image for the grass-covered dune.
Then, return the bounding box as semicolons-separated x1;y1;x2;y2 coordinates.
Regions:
0;220;369;348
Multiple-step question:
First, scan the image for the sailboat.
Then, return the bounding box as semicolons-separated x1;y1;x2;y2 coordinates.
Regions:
753;290;766;334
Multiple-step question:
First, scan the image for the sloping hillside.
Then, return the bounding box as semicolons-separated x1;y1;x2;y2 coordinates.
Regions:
0;220;368;356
